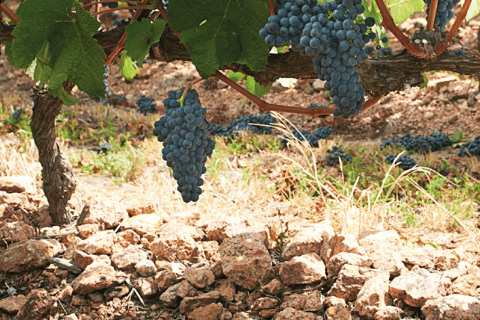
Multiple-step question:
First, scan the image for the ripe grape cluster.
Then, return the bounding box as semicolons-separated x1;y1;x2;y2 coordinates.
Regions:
281;126;333;147
153;88;215;203
137;95;156;115
259;0;377;118
381;132;452;153
102;0;118;8
424;0;460;31
327;146;352;165
9;108;23;120
458;136;480;157
209;113;277;137
385;154;417;170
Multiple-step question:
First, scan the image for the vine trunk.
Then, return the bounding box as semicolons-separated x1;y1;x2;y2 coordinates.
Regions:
30;84;77;225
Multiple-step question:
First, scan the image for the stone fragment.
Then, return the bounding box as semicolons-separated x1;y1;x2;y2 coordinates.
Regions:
313;79;325;91
104;285;129;300
179;291;220;314
159;282;181;308
281;223;334;261
251;297;278;310
399;247;434;269
374;306;404;320
188;303;223;320
326;252;373;278
49;257;83;274
158;222;206;241
389;267;446;307
260;279;285;297
135;259;157;277
115;229;141;246
81;199;129;228
72;261;125;294
323;234;366;265
155;269;178;292
176;280;200;299
111;245;148;270
121;213;164;236
76;230;115;255
0;239;64;272
275;307;320;320
232;312;254;320
150;233;200;262
0;176;36;193
205;219;247;243
184;267;215;289
14;289;53;320
449;265;480;296
0;221;35;243
325;305;352;320
77;224;104;239
0;295;27;314
74;250;110;270
132;276;157;297
72;295;88;306
126;202;157;216
220;233;273;290
64;314;79;320
58;286;73;301
304;291;324;312
280;294;307;310
354;272;390;319
279;253;326;285
217;279;236;302
88;292;103;303
421;294;480;320
200;241;220;260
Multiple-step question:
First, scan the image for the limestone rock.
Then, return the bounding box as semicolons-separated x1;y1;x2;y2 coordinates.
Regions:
126;202;157;216
279;253;326;285
0;221;35;243
187;303;224;320
158;222;206;241
155;269;178;292
121;213;164;236
326;252;373;278
281;223;334;261
0;295;27;314
275;307;320;320
0;176;36;194
72;261;125;294
159;282;181;308
179;291;220;314
14;289;53;320
184;267;215;289
205;219;247;244
111;245;148;270
135;259;156;277
421;295;480;320
76;230;116;255
150;233;200;262
354;272;391;319
374;306;404;320
81;199;129;228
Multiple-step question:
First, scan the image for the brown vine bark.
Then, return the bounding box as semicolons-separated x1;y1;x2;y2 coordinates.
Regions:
30;84;77;225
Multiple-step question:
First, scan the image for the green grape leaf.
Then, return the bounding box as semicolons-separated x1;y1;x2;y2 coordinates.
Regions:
167;0;270;78
11;0;106;101
125;19;166;68
119;51;140;80
450;130;463;143
227;70;245;83
246;76;272;98
4;41;14;66
420;73;429;89
466;0;480;22
385;0;424;25
48;86;79;107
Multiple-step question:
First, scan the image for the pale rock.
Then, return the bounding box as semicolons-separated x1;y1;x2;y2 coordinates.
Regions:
199;241;220;260
132;276;157;297
176;280;200;298
104;285;129;300
126;202;157;216
150;233;201;262
448;265;480;296
448;81;471;99
77;224;104;239
111;245;148;270
188;303;224;320
155;269;178;292
205;219;247;243
322;233;366;265
76;230;115;255
251;297;278;310
326;252;373;278
13;289;53;320
421;294;480;320
217;279;236;302
0;239;64;272
169;211;201;226
179;291;220;314
0;221;35;243
328;264;385;302
354;272;390;319
374;306;404;320
72;295;88;306
64;314;79;320
158;222;205;241
280;293;307;310
115;229;141;246
399;246;435;269
232;312;254;320
0;295;27;314
88;292;103;303
0;192;35;211
72;261;125;294
121;213;164;236
185;266;215;289
0;176;36;194
58;286;73;301
275;307;320;320
304;291;325;312
279;253;326;285
220;233;273;290
81;199;129;228
312;79;325;91
135;259;156;277
389;267;446;307
160;282;181;307
260;279;285;297
324;297;351;320
281;222;334;261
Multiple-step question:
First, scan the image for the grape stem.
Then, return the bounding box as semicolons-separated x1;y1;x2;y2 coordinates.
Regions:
0;3;20;24
426;0;438;31
433;0;472;56
178;78;204;106
267;0;276;16
104;0;148;66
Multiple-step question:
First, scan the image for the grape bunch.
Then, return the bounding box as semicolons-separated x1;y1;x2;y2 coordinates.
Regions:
259;0;378;119
281;126;333;147
9;108;23;120
381;132;452;153
102;0;118;8
327;146;352;165
137;95;156;115
424;0;460;31
209;113;277;137
153;88;215;203
385;154;417;170
458;136;480;157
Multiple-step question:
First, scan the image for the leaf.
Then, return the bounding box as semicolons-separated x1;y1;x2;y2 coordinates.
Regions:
48;86;79;107
4;41;14;66
246;76;272;98
420;73;429;89
385;0;424;24
450;130;463;143
168;0;270;78
227;70;245;83
125;19;166;68
11;0;106;98
119;51;140;80
466;0;480;22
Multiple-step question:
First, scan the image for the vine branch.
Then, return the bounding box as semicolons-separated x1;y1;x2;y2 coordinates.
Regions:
426;0;438;31
267;0;276;16
0;3;20;24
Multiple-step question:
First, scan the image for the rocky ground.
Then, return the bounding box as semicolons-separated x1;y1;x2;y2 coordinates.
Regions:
0;176;479;320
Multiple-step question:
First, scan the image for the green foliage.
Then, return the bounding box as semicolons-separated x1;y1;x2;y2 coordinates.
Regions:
119;51;140;80
227;70;246;83
167;0;270;78
420;73;429;89
125;19;166;68
246;76;272;98
450;130;463;143
11;0;106;104
385;0;424;24
466;0;480;22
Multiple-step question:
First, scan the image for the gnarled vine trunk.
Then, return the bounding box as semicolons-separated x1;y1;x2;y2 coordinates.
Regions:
30;84;76;225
